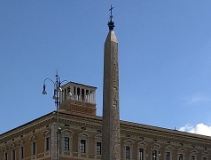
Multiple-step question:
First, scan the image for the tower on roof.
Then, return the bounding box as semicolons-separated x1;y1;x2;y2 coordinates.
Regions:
59;81;97;116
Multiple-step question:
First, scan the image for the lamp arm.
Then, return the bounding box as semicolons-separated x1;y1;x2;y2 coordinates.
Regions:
60;80;68;85
43;77;55;86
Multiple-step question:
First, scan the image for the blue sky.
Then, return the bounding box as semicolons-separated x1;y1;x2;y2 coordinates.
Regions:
1;0;211;135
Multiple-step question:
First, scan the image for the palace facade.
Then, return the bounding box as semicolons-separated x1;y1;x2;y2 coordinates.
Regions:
0;81;211;160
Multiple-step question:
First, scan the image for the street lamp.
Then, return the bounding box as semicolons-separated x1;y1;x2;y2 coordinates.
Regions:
42;73;67;110
42;73;68;160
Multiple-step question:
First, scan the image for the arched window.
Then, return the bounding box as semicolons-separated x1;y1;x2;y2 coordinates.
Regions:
79;133;88;155
19;138;24;160
30;135;37;157
32;141;36;156
137;141;145;160
95;133;102;157
152;150;158;160
12;150;16;160
5;152;8;160
177;148;185;160
64;137;70;151
80;139;86;153
96;142;102;155
46;137;50;151
123;140;133;160
139;148;144;160
125;146;131;160
165;151;171;160
61;130;72;155
20;146;24;159
165;145;173;160
191;155;196;160
151;144;160;160
190;150;198;160
44;130;50;152
178;153;183;160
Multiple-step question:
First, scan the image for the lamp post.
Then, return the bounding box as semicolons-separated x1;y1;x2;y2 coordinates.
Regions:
42;73;67;160
42;73;68;110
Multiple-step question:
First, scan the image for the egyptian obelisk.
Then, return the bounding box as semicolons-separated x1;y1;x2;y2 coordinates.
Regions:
102;6;121;160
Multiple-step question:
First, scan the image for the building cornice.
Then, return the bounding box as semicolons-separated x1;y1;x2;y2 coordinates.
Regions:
0;112;55;142
1;111;211;148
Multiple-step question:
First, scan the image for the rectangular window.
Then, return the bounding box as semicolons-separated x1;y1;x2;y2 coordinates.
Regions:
178;154;183;160
74;87;76;95
96;142;102;155
139;148;144;160
80;140;86;153
12;150;15;160
165;152;170;160
46;137;50;151
64;137;70;151
82;89;85;101
20;147;24;159
125;146;130;160
192;156;195;160
152;150;157;160
32;142;36;155
5;152;8;160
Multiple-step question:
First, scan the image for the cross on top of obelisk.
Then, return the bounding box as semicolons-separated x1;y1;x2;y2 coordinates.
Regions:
108;5;115;31
109;5;114;21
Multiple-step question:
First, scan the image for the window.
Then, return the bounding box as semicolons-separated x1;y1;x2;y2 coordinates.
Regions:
46;137;50;151
96;142;102;155
67;87;70;95
139;148;144;160
77;88;80;100
20;147;24;159
152;150;158;160
165;152;170;160
32;142;36;155
80;140;86;153
12;150;15;160
5;152;8;160
74;86;76;95
125;146;130;160
85;90;89;102
82;89;85;101
203;157;207;160
64;89;66;100
64;137;70;151
178;154;183;160
192;156;195;160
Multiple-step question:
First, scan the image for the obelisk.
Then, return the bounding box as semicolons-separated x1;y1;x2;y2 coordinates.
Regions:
102;6;121;160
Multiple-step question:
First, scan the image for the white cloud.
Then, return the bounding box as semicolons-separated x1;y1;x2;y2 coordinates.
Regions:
179;123;211;137
182;92;211;107
184;93;211;106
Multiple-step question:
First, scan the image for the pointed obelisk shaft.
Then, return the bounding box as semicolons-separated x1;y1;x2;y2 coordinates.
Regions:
102;17;121;160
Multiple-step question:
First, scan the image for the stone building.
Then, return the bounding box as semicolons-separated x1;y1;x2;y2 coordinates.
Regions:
1;13;211;160
0;81;211;160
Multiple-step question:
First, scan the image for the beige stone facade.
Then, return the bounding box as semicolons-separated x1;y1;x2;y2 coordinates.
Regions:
0;81;211;160
0;109;211;160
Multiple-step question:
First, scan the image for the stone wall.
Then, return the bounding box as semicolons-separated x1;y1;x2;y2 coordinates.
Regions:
0;113;211;160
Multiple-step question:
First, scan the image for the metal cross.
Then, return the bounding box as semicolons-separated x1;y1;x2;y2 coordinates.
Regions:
109;5;114;21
